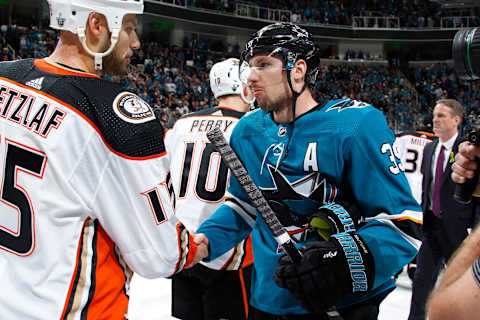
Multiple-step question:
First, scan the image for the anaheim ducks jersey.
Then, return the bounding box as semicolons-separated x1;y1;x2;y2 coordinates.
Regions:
0;58;197;320
394;131;435;204
198;98;423;315
165;106;254;270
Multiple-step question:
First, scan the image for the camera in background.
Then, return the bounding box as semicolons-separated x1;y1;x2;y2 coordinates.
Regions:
453;28;480;80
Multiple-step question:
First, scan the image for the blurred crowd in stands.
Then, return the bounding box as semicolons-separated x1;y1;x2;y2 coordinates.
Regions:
162;0;480;28
1;22;479;134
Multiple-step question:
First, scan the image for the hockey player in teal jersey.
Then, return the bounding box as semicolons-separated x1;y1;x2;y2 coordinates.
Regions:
195;23;422;319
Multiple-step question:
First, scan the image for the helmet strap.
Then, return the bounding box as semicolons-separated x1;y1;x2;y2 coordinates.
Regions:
77;27;120;70
240;85;256;109
284;51;308;122
286;69;307;122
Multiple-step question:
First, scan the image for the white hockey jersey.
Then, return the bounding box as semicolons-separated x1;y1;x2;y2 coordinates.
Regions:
394;131;435;204
165;106;254;270
0;59;197;319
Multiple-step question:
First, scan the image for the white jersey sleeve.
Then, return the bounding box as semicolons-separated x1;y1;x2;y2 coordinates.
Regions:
70;130;185;278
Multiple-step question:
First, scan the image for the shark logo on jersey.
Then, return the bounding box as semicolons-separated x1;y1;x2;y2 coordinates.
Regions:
326;99;369;112
260;164;340;251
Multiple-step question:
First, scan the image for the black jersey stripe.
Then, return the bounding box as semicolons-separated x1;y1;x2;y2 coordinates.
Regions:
63;220;88;319
391;218;422;242
81;220;99;320
178;106;244;120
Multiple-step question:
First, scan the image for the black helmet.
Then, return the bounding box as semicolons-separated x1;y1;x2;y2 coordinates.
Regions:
241;23;320;85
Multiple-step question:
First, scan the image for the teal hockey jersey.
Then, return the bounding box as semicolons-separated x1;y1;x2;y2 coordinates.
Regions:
197;98;422;315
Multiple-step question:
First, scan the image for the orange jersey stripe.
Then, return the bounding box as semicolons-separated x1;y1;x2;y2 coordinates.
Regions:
394;216;423;224
60;220;130;320
242;235;254;267
239;269;249;318
85;223;130;320
214;105;239;112
34;59;101;78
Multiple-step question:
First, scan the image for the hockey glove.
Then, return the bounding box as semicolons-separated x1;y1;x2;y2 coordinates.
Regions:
273;232;375;315
310;200;360;241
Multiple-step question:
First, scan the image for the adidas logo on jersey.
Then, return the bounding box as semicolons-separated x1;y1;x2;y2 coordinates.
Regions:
26;77;44;90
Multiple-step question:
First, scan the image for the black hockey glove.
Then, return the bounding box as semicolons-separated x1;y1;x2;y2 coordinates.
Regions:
310;200;361;241
273;232;375;315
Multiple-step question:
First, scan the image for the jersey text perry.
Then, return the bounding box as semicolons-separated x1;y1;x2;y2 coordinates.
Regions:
189;119;233;133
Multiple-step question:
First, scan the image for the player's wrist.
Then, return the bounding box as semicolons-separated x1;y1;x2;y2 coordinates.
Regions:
330;232;375;294
310;201;359;240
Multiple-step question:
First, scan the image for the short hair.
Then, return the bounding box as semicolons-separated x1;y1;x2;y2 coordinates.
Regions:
436;99;464;119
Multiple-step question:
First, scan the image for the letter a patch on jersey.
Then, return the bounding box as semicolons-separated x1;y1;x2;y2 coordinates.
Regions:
113;92;155;124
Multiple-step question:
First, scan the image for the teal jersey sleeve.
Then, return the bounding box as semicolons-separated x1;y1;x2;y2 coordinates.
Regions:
196;136;255;261
343;106;421;289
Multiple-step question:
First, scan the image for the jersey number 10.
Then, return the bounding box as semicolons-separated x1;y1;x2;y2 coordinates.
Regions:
179;142;229;202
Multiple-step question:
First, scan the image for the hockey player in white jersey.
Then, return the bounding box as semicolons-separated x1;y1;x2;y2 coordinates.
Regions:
394;120;434;282
0;1;206;319
165;58;255;319
394;128;435;204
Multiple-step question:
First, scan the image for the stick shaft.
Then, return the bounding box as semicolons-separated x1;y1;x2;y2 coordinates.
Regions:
206;127;343;320
206;127;301;262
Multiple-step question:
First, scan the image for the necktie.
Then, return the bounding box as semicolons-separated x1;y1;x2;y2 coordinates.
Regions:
432;145;445;216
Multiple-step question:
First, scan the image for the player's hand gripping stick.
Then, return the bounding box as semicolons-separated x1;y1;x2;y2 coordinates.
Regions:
206;127;343;320
206;127;301;263
454;131;480;204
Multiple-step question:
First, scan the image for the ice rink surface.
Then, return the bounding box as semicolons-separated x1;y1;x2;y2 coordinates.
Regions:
128;268;413;320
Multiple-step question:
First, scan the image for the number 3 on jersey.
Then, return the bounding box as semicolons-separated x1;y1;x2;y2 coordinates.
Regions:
0;139;47;256
179;141;229;202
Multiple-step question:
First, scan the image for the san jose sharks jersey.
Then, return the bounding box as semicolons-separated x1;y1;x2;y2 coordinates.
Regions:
197;98;423;315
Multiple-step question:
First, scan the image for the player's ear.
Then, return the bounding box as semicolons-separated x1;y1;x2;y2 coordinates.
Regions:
84;13;109;52
242;83;253;101
86;12;106;37
293;59;307;82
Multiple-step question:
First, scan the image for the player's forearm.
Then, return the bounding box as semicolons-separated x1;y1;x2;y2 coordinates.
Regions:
427;225;480;319
197;205;252;261
437;224;480;291
428;263;480;320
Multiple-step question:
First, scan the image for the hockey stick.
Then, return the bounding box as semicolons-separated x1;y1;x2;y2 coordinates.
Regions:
206;127;343;320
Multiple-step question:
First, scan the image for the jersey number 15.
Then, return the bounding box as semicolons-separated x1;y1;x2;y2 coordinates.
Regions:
0;139;47;256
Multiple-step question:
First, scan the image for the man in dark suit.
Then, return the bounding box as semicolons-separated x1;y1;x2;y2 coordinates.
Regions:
408;99;479;320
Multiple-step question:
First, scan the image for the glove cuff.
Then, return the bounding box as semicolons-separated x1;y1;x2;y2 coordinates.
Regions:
320;202;358;232
311;202;358;241
331;232;375;294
